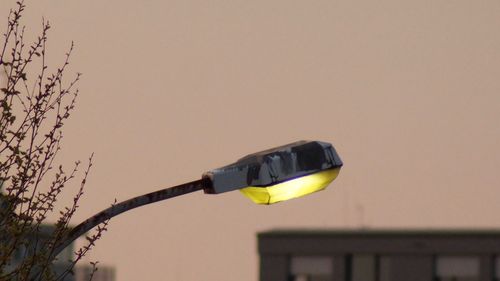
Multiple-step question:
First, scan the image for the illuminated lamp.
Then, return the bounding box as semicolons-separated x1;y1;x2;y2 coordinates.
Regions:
202;140;343;204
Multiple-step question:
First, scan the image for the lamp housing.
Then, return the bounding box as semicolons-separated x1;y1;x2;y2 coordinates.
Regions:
202;140;342;203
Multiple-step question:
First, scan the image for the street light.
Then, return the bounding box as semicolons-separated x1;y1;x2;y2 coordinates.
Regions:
204;140;343;204
50;140;342;263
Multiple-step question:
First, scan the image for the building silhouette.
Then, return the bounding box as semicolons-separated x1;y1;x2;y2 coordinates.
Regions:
258;229;500;281
74;264;116;281
0;201;75;280
1;192;115;281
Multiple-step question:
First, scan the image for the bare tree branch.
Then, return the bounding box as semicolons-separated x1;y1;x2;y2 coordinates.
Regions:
0;2;107;280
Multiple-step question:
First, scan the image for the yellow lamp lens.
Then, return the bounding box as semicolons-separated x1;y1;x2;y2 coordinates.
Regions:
239;168;340;204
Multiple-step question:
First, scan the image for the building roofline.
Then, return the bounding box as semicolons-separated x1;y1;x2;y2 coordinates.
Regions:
258;228;500;238
258;228;500;255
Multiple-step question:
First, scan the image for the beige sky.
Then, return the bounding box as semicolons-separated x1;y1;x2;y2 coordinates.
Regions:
2;1;500;281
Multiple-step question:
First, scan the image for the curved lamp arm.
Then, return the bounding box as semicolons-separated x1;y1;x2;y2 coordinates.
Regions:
52;178;209;261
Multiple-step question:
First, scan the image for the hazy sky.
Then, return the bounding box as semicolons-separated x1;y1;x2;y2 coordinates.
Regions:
1;1;500;281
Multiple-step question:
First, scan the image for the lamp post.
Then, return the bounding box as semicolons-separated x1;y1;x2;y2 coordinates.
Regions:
52;140;343;263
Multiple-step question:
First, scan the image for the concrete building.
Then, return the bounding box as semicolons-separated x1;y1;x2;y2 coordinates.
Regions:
74;264;116;281
258;229;500;281
1;224;75;280
1;193;115;281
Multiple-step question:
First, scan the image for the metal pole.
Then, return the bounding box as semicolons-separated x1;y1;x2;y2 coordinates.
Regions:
26;178;210;280
52;178;209;259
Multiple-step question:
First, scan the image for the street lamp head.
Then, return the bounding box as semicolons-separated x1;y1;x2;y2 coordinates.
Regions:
202;140;343;204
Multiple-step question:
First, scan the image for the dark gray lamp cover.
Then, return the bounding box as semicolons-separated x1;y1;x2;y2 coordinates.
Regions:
203;140;343;194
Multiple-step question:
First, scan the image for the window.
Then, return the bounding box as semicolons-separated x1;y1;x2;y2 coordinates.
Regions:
13;245;26;262
379;256;391;281
495;256;500;281
290;256;333;281
435;256;479;281
349;254;433;281
351;254;376;281
55;245;73;263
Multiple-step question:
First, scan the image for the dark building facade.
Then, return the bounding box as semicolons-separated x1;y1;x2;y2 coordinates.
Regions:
74;264;116;281
1;192;115;281
258;229;500;281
